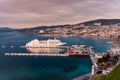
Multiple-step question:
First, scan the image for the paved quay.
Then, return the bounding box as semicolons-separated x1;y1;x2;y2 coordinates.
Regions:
73;73;91;80
5;53;69;57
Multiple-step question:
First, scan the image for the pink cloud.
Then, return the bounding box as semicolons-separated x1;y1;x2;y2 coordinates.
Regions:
0;0;120;28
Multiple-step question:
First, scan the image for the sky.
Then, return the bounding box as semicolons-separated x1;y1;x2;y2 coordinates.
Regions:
0;0;120;28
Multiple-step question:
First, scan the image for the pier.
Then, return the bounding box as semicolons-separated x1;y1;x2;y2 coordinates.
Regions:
4;45;94;57
1;46;68;48
4;53;91;57
5;53;69;57
20;46;68;48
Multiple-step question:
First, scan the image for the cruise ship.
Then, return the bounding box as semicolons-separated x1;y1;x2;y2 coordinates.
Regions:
26;47;64;53
25;38;66;48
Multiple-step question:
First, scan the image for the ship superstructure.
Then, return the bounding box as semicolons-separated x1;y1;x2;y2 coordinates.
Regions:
25;38;66;48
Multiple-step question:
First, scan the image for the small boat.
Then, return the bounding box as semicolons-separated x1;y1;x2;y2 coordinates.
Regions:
10;46;14;48
2;46;6;48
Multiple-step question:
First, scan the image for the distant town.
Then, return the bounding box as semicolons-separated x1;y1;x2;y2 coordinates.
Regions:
1;19;120;80
37;23;120;39
19;19;120;44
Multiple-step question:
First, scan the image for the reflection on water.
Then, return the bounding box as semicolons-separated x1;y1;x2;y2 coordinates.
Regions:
26;47;66;54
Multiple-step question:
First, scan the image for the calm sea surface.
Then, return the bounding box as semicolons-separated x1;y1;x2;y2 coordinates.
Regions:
0;32;112;80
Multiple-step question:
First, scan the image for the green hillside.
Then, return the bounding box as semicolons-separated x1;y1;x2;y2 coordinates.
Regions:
92;64;120;80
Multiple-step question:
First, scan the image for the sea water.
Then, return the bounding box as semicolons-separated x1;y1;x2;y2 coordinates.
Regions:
0;32;112;80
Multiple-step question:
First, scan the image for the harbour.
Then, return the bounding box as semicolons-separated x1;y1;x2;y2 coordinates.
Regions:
0;31;112;80
4;46;120;80
3;43;94;57
1;0;120;79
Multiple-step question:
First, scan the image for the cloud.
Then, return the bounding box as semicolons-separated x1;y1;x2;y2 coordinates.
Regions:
0;0;120;28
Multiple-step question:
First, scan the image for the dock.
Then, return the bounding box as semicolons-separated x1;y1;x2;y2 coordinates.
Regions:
4;53;91;57
73;73;91;80
20;46;68;48
5;53;69;57
4;45;94;57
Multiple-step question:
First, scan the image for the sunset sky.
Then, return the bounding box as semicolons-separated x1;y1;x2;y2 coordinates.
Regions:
0;0;120;28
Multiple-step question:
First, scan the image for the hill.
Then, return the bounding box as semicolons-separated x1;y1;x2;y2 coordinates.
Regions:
77;19;120;26
19;24;71;32
92;64;120;80
0;27;15;32
19;19;120;32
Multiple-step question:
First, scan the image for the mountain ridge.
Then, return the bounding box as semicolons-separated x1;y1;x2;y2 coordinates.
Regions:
78;19;120;26
1;19;120;31
19;19;120;31
0;27;17;32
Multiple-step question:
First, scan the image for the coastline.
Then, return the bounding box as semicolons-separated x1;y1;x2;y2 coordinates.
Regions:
72;35;120;80
35;33;111;41
107;41;120;48
1;31;119;79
